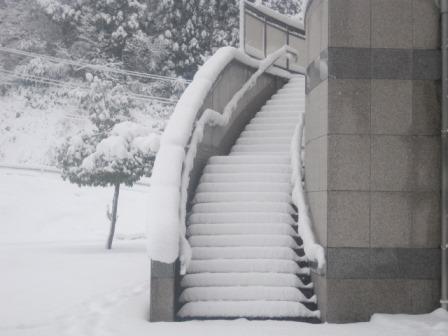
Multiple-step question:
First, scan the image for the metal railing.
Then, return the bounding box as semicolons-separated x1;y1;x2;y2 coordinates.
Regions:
240;0;306;72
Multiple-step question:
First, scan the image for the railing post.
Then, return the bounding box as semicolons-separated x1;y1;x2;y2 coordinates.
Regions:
239;0;245;51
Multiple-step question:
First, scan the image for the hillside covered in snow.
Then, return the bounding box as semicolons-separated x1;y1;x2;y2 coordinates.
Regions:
0;85;172;166
0;0;306;167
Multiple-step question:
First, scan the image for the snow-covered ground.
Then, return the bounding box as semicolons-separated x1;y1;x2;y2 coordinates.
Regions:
0;91;87;166
0;168;151;336
0;167;149;242
1;169;448;336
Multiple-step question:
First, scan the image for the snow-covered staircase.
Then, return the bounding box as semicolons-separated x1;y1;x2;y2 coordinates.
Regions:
177;77;320;321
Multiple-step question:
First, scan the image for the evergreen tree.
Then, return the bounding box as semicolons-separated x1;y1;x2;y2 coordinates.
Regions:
57;77;160;249
263;0;302;15
36;0;304;78
149;0;223;78
36;0;150;59
149;0;302;78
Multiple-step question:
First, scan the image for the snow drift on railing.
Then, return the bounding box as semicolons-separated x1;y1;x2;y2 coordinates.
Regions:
147;46;296;265
291;114;326;273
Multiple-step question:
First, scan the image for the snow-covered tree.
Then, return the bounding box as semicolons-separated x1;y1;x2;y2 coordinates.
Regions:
122;31;169;74
57;77;160;249
263;0;302;15
58;121;160;249
36;0;150;58
149;0;303;78
36;0;304;78
79;77;133;132
149;0;240;78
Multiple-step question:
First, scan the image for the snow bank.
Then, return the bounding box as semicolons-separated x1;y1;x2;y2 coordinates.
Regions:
290;109;326;272
370;309;448;332
147;46;295;265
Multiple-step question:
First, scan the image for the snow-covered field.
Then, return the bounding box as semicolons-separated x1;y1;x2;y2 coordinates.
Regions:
1;169;448;336
0;168;151;336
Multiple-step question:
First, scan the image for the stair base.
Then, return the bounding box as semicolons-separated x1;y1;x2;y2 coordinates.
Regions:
177;316;322;323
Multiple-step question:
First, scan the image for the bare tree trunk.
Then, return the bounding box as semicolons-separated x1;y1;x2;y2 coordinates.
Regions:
106;183;120;250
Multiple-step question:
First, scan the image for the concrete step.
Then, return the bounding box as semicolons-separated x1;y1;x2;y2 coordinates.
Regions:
245;123;296;131
187;259;309;275
203;164;291;174
240;130;294;138
208;155;290;165
231;144;290;153
187;223;297;237
200;172;290;183
188;234;301;249
177;301;319;319
190;202;296;215
191;246;303;261
180;272;313;289
255;111;299;118
250;117;298;125
188;212;296;225
236;137;292;145
193;191;291;203
196;182;291;193
179;286;315;303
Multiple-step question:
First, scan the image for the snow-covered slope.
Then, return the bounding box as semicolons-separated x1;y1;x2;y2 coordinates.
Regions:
178;76;319;321
0;88;170;166
0;91;87;165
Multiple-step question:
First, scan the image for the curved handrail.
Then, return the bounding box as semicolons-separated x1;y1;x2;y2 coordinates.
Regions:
147;47;296;264
178;45;301;273
291;114;326;274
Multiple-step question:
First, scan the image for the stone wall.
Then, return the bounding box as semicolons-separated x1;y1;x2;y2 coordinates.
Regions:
305;0;441;322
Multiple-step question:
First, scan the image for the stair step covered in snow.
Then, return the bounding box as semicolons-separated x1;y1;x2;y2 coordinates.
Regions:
178;76;320;321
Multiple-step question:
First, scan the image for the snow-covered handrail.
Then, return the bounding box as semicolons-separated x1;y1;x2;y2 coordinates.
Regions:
147;46;299;266
291;114;326;274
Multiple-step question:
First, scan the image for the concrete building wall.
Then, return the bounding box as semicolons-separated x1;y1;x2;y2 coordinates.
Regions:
305;0;442;322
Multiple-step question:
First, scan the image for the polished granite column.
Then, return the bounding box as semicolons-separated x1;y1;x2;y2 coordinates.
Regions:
305;0;441;322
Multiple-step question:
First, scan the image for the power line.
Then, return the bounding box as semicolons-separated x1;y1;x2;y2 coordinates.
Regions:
0;46;190;83
0;69;178;105
0;69;89;90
